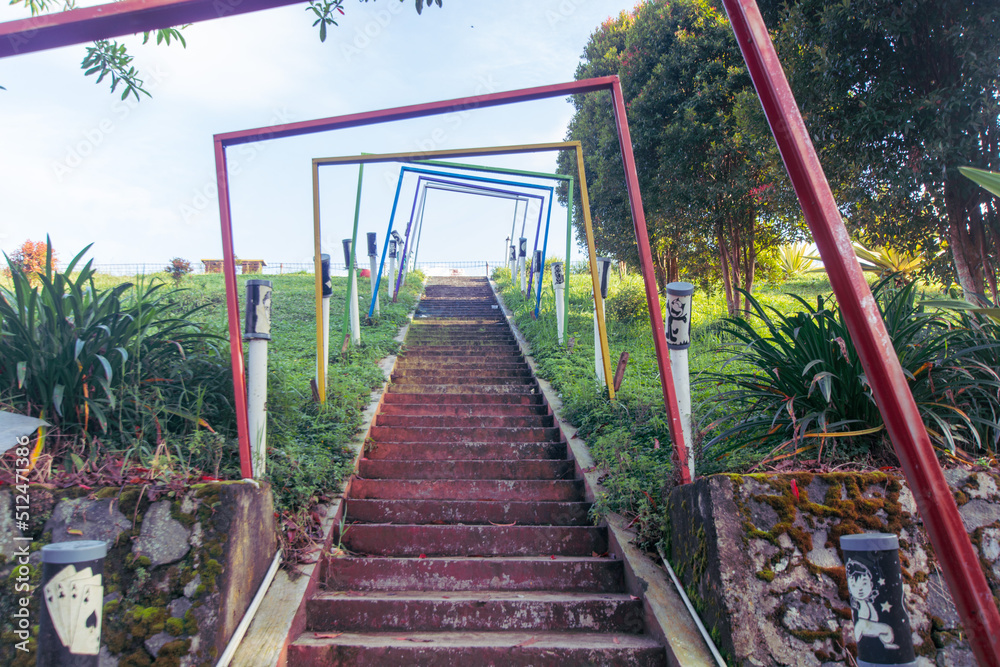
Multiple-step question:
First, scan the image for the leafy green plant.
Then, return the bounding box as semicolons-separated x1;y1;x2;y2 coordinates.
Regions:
776;243;816;278
605;274;651;324
0;240;231;444
852;241;935;284
697;279;1000;467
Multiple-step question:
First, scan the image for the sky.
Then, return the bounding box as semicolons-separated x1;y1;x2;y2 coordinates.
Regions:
0;0;642;270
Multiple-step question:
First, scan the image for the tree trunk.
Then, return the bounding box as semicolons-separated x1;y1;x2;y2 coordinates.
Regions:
945;175;988;304
718;221;737;316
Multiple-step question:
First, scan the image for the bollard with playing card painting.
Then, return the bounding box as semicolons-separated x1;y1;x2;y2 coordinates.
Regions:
38;540;107;666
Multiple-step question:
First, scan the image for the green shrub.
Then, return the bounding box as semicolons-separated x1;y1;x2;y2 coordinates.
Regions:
605;274;650;324
0;241;234;446
697;278;1000;468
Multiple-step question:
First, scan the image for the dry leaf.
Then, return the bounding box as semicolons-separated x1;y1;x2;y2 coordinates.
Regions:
315;632;343;639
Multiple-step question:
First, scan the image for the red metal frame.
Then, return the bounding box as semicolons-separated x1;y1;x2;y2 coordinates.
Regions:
212;78;688;484
0;0;304;57
722;0;1000;662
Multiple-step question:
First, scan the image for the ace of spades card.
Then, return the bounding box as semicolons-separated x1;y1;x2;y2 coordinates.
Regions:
69;577;103;654
43;564;103;655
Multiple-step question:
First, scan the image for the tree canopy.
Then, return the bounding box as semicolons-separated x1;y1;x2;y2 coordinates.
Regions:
760;0;1000;303
559;0;795;313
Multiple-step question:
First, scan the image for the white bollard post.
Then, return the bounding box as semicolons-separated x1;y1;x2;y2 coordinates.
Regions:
244;280;272;478
508;244;516;277
343;239;361;346
552;262;566;344
518;237;527;295
666;281;695;478
367;232;380;316
319;254;331;381
387;235;398;302
594;258;612;386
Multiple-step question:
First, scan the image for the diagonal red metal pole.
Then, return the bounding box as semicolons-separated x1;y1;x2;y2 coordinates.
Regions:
0;0;305;58
214;140;253;479
607;78;691;485
721;0;1000;662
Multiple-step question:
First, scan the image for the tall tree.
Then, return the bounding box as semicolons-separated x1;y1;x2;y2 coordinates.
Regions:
559;0;793;313
761;0;1000;303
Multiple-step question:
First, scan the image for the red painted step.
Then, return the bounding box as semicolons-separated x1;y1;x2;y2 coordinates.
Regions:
363;441;567;461
344;499;591;525
321;556;625;592
341;524;607;557
306;591;645;632
288;632;666;667
369;425;562;443
377;402;548;417
349;478;583;501
357;458;571;480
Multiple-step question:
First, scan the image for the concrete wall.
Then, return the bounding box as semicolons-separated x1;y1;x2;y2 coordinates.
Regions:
0;481;276;667
666;471;1000;666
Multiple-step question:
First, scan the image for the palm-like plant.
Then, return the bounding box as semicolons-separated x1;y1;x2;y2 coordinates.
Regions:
0;240;232;442
852;241;935;284
698;279;1000;466
776;243;816;279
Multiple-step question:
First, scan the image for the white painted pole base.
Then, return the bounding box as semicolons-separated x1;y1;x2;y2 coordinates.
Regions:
349;274;361;346
594;301;605;386
518;258;526;294
554;283;565;344
369;257;380;316
319;296;330;383
670;347;693;478
387;257;396;301
247;338;268;477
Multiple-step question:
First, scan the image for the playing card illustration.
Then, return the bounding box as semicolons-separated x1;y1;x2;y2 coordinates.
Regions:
69;581;103;655
43;564;102;654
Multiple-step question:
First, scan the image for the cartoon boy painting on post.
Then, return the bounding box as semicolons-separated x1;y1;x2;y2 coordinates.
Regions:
846;559;899;649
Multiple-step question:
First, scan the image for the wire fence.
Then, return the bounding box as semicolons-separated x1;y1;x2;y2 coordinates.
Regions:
59;260;504;277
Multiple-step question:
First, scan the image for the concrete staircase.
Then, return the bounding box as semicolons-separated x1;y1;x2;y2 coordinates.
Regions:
288;276;667;666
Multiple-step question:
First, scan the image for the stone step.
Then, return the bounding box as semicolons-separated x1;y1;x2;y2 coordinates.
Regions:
305;591;645;633
382;393;544;406
344;499;591;526
377;403;548;418
390;375;536;387
374;414;553;429
322;556;625;592
368;425;562;444
363;441;566;461
394;360;529;371
386;384;539;396
341;524;607;557
288;631;666;666
401;348;523;358
357;458;570;480
392;367;533;379
349;479;584;502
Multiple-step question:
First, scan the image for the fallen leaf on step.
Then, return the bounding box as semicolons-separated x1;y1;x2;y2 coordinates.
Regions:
612;637;621;644
489;521;516;526
515;638;538;648
630;595;640;601
404;638;434;643
315;633;343;639
550;555;556;560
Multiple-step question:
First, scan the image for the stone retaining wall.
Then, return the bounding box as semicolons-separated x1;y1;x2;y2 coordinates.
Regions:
0;481;276;667
666;470;1000;666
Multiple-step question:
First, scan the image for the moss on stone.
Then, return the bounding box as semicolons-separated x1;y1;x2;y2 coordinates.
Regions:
757;569;775;582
